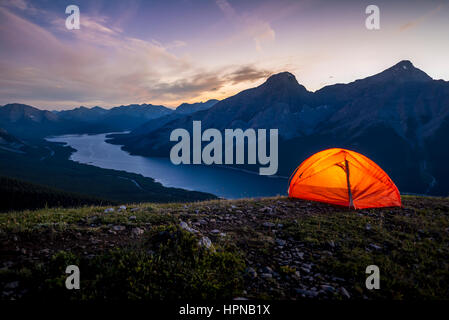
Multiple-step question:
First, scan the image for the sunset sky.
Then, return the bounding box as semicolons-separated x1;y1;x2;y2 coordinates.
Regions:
0;0;448;110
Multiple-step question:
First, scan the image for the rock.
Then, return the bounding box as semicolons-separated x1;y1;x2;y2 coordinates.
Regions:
128;215;137;221
328;240;335;248
118;205;127;211
131;227;144;237
210;229;220;234
332;276;345;282
112;225;125;231
365;223;372;231
5;281;19;289
295;288;318;297
263;222;275;228
104;208;114;213
262;266;273;273
303;263;312;269
340;287;351;299
219;233;227;237
179;221;198;234
369;243;382;250
245;267;258;279
130;207;140;212
275;239;286;246
198;236;213;249
320;285;335;293
261;273;273;279
301;267;310;273
233;297;249;300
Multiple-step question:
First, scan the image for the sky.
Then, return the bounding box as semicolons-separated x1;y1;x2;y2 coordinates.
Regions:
0;0;448;110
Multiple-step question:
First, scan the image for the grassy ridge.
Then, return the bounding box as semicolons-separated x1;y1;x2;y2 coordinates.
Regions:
1;196;448;300
0;138;216;205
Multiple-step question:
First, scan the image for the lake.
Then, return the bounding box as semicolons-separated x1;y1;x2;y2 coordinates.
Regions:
47;133;288;199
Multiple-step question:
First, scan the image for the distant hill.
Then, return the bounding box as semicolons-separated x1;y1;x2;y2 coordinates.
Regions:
0;103;173;139
120;99;219;138
0;176;111;212
0;128;26;153
109;61;449;196
175;99;219;114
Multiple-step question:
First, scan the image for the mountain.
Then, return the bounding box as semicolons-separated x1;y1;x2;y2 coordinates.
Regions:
109;61;449;196
175;99;219;114
54;103;173;132
0;103;173;139
57;106;109;123
120;99;219;138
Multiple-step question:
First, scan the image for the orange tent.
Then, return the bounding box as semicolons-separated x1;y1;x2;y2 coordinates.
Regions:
288;148;401;209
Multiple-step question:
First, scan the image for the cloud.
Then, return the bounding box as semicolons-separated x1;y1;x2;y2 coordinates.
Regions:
225;65;272;84
399;5;443;32
215;0;275;51
0;5;274;109
1;0;29;10
147;65;272;101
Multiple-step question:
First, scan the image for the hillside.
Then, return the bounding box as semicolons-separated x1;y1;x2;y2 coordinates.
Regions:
0;176;112;212
1;196;448;300
0;136;216;205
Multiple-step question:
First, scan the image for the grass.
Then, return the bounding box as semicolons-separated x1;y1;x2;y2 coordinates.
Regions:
279;196;449;299
1;195;449;300
3;226;245;300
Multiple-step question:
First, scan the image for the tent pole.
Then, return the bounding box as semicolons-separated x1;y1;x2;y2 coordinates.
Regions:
345;160;354;208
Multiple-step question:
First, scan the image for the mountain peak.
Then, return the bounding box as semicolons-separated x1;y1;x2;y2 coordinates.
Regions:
262;71;310;93
266;72;298;84
376;60;432;83
394;60;414;69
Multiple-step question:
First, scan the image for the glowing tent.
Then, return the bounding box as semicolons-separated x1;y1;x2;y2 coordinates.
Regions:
288;148;401;209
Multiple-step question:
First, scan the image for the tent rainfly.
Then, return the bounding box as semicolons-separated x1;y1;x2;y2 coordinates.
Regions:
288;148;401;209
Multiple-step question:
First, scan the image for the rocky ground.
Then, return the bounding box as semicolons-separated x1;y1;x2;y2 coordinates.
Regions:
1;196;449;300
